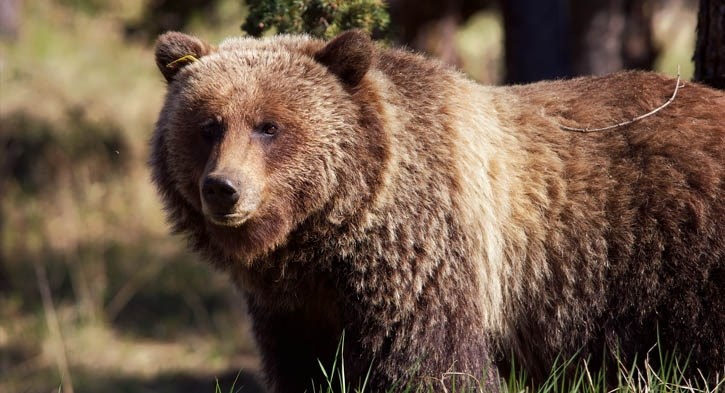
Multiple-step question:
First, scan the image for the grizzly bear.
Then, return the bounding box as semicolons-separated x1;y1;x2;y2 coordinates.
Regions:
151;30;724;392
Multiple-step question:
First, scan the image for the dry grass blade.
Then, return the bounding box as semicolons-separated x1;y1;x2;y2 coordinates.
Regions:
34;260;75;393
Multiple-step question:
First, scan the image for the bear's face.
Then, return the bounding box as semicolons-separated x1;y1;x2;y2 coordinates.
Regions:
152;31;375;262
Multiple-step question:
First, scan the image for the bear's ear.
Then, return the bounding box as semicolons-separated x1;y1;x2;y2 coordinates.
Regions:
155;32;214;83
314;30;374;88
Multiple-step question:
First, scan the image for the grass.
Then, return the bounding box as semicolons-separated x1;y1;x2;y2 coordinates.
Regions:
308;341;723;393
0;1;704;392
215;370;245;393
508;348;723;393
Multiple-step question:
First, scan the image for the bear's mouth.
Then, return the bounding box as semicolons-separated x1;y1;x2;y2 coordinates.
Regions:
206;212;251;227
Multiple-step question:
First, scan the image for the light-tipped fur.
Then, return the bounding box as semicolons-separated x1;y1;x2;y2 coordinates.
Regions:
151;31;725;392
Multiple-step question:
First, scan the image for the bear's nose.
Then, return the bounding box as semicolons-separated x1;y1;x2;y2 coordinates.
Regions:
201;175;240;211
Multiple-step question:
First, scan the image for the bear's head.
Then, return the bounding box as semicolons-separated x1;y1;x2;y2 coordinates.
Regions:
151;30;383;265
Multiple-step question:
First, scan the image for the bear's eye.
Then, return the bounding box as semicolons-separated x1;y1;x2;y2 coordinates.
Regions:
255;122;280;137
201;116;225;142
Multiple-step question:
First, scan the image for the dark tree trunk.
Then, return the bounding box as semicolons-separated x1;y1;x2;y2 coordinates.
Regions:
389;0;661;84
569;0;658;76
0;144;8;294
0;230;7;293
502;0;571;84
694;0;725;89
388;0;493;67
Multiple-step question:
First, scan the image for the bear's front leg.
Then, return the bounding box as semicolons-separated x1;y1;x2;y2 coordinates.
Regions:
246;296;349;393
355;318;499;393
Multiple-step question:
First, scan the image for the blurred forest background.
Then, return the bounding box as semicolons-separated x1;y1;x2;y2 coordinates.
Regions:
0;0;702;392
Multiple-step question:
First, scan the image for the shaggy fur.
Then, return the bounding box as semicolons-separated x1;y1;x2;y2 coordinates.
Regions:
151;30;724;392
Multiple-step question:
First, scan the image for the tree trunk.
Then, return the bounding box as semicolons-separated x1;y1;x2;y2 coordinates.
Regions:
387;0;493;67
0;0;20;40
694;0;725;89
569;0;658;76
502;0;571;83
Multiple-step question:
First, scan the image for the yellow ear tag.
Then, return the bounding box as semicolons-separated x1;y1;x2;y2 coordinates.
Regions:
166;54;199;68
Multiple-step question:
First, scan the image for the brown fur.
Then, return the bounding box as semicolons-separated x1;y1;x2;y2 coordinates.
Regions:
151;30;725;392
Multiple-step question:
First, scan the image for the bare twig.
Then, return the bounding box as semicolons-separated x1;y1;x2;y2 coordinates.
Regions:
559;67;684;133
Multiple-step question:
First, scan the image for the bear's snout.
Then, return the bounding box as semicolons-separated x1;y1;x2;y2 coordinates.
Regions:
200;173;258;226
202;175;240;210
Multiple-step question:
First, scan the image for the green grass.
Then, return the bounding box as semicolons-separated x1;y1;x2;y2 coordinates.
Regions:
215;370;245;393
312;333;375;393
303;333;723;393
307;344;723;393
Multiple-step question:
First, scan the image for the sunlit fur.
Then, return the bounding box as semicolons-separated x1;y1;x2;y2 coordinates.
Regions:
151;30;724;392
